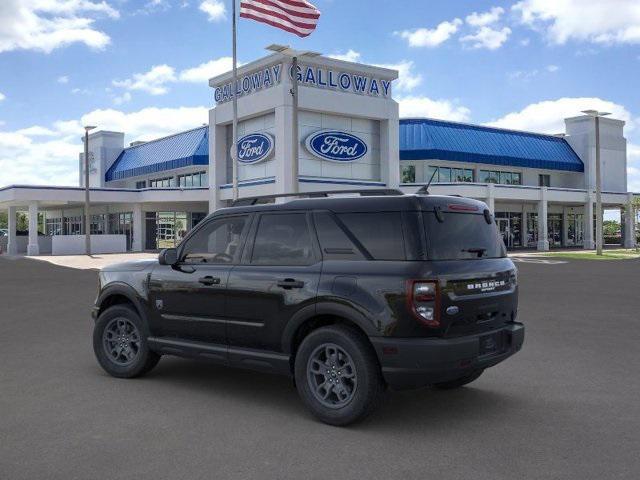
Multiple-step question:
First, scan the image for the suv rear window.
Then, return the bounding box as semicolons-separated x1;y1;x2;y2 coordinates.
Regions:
337;212;405;260
423;212;506;260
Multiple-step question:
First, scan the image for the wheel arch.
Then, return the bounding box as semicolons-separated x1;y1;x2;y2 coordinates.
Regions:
283;303;379;373
97;283;148;325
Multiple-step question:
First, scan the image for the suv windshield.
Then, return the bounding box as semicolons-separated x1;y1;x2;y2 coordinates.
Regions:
423;212;506;260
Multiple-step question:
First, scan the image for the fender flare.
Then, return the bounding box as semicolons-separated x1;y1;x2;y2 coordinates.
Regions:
281;301;378;354
96;282;149;325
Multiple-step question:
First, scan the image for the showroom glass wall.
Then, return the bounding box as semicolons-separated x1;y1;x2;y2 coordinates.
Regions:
144;211;207;250
495;211;586;249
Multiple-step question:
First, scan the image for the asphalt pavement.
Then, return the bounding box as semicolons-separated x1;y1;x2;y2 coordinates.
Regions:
0;255;639;480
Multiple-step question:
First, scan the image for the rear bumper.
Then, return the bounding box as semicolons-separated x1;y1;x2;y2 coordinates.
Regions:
371;323;524;390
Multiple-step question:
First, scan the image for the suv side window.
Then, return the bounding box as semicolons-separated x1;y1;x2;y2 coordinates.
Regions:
313;212;366;261
337;212;406;260
251;213;314;266
181;215;248;264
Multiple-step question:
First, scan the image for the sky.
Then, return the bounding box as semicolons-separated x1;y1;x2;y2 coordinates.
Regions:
1;0;640;194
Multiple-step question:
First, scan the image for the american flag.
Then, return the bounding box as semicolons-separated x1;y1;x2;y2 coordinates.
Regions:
240;0;321;38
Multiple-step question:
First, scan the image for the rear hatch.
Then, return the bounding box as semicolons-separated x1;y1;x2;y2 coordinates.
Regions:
420;204;518;338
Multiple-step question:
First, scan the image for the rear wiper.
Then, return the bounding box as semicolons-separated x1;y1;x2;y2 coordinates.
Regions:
462;247;487;258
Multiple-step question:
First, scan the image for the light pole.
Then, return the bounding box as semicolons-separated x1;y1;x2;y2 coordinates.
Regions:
266;44;320;194
582;110;610;256
83;125;96;255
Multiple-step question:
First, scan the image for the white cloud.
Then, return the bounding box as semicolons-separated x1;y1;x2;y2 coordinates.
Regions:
398;96;471;122
486;97;635;134
328;50;362;63
199;0;226;22
508;65;560;81
0;106;209;187
461;26;511;50
373;60;422;93
113;91;132;105
0;92;5;102
513;0;640;45
520;38;531;46
0;0;119;54
113;64;177;95
546;64;560;72
179;56;234;82
466;7;504;27
396;19;463;48
57;75;69;84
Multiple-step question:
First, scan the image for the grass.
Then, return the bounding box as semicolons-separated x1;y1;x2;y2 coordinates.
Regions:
542;249;640;260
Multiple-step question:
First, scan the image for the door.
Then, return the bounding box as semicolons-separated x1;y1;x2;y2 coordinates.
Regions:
225;212;321;352
147;214;251;345
496;218;511;248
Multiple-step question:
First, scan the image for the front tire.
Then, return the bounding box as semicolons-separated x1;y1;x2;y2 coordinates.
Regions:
93;304;160;378
294;325;384;426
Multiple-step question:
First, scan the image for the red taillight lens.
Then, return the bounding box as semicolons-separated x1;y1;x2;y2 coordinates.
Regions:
407;280;440;327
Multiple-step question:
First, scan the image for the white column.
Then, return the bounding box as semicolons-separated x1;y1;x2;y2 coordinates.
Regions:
485;183;495;213
624;193;637;248
209;109;228;212
380;113;400;189
27;203;40;256
537;187;549;251
275;104;295;196
132;204;143;252
584;195;595;249
7;206;17;255
562;207;570;247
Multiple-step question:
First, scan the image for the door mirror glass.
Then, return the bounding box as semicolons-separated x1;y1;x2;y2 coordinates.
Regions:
158;248;178;265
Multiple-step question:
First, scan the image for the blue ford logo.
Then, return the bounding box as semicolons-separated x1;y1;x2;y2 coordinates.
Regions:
305;131;368;162
235;133;274;164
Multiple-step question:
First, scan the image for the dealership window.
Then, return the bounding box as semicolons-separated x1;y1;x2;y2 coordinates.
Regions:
401;165;416;183
135;180;147;189
539;174;551;187
64;216;83;235
480;170;522;185
45;218;63;236
108;212;134;250
428;166;473;183
178;171;208;188
90;214;107;235
149;177;175;188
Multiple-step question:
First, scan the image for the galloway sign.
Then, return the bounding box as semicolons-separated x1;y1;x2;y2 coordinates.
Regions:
305;131;368;163
292;64;392;99
214;64;282;104
234;133;275;164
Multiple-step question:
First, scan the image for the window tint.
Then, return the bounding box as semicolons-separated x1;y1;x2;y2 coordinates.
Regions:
251;214;314;265
338;212;405;260
181;216;247;264
423;212;506;260
314;212;365;261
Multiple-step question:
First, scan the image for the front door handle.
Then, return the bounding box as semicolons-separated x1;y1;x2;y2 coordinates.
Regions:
198;276;221;286
277;278;305;289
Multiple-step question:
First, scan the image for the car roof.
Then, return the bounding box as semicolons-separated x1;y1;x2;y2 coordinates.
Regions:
213;194;489;216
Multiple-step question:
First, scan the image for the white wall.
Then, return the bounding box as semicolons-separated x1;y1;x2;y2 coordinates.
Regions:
52;234;127;255
80;131;125;188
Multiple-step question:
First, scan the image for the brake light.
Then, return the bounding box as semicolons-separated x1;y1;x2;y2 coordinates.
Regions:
448;203;479;212
407;280;440;327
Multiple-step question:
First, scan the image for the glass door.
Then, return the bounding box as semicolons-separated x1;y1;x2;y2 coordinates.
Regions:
548;214;563;248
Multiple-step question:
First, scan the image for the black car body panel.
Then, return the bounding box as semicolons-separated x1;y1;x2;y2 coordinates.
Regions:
94;194;524;389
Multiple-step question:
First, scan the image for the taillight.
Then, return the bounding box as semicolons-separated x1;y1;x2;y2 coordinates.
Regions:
407;280;440;327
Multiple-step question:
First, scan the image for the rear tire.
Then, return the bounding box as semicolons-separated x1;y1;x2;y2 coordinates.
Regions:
294;325;384;426
433;369;484;390
93;304;160;378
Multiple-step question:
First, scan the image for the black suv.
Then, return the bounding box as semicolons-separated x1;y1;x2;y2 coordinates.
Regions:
92;191;524;425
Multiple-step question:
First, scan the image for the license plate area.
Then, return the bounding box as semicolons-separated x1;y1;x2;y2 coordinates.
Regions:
479;331;507;356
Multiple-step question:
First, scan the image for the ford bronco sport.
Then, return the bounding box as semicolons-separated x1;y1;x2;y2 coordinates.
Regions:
92;190;524;426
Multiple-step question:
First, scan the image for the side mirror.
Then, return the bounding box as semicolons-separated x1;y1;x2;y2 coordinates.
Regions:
158;248;178;266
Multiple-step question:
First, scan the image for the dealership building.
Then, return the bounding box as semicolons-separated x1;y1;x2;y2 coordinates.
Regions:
0;52;637;255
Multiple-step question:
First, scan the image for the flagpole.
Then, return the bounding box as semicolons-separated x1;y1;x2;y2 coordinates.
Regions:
231;0;239;201
291;55;299;193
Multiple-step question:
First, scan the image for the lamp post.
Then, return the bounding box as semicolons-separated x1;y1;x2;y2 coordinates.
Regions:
581;110;610;256
83;125;96;255
266;44;320;194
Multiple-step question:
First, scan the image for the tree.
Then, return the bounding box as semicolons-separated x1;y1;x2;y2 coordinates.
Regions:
0;211;6;230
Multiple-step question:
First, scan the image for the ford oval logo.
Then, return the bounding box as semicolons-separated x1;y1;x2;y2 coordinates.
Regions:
234;133;274;164
305;130;368;162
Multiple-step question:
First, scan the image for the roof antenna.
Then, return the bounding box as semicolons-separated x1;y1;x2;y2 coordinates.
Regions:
416;168;438;195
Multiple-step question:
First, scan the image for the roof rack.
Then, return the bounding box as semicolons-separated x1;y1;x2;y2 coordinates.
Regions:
231;188;404;207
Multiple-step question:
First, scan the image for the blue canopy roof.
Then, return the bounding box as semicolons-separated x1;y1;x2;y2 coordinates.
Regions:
105;126;209;182
399;118;584;172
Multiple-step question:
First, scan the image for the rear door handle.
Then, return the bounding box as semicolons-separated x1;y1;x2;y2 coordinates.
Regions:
198;276;221;286
277;278;305;289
